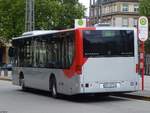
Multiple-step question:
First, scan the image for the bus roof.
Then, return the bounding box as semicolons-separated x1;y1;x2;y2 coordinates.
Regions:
22;30;58;36
12;27;136;40
13;30;59;40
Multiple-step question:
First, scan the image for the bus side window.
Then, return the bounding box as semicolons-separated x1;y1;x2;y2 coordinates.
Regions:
46;34;61;68
45;31;75;69
67;33;74;67
39;39;46;67
46;39;53;68
51;41;58;68
61;31;75;69
33;37;47;68
25;40;33;67
16;39;32;67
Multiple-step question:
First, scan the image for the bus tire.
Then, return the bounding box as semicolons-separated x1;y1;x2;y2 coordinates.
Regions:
50;77;58;98
19;73;27;91
20;78;26;90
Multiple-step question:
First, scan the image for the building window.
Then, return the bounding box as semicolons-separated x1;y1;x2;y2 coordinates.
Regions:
122;4;129;12
134;19;138;27
104;7;106;14
92;8;94;17
108;5;111;14
99;7;101;16
122;18;128;27
95;9;97;17
134;4;139;12
91;0;95;5
112;4;116;12
114;4;117;12
117;4;121;12
106;6;109;14
113;18;116;26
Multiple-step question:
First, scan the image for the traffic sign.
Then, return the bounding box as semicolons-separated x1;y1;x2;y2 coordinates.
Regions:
75;19;86;28
138;16;148;42
138;16;148;91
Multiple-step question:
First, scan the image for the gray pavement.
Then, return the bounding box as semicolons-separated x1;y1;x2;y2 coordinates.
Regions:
116;76;150;100
1;75;150;100
0;80;150;113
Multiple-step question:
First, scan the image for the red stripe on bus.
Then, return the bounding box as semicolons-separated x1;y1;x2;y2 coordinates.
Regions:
63;27;95;78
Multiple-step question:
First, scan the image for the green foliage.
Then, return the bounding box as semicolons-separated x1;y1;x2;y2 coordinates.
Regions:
35;0;85;30
139;0;150;31
0;0;85;39
0;0;25;39
139;0;150;16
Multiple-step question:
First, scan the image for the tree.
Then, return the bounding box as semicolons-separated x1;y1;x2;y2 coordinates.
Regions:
0;0;85;39
35;0;85;30
139;0;150;53
139;0;150;17
0;0;25;39
139;0;150;30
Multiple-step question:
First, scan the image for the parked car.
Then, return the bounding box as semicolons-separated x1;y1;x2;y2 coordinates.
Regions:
1;64;12;71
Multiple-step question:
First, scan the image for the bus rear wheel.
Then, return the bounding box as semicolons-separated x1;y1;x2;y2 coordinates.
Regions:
50;77;58;98
19;73;27;91
20;78;26;91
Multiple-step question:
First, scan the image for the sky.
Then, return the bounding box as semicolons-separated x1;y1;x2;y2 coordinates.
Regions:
79;0;90;16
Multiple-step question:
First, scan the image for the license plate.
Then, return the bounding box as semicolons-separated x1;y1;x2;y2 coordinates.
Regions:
103;83;117;88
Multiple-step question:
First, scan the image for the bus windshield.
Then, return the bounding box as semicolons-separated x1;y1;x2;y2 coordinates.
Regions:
83;30;134;57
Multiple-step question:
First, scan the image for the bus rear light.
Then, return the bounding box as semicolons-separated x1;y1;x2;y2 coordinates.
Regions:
81;84;84;87
81;84;89;88
85;83;89;88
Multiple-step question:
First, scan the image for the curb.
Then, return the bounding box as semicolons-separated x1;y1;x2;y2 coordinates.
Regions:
0;77;12;81
114;93;150;101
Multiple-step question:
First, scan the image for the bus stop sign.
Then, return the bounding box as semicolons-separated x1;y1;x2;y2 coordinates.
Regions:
138;16;149;42
75;19;86;28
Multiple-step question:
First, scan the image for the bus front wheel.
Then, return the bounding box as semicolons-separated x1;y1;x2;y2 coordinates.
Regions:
19;73;27;91
50;77;58;98
20;78;26;91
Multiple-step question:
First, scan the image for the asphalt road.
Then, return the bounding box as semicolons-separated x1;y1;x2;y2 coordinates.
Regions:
0;80;150;113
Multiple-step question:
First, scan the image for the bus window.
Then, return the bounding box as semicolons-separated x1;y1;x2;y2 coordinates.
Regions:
46;33;63;68
14;31;75;69
46;39;53;68
17;39;33;67
83;30;134;57
61;31;75;69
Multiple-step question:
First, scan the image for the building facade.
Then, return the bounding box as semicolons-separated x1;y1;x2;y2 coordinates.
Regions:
89;0;139;27
0;38;10;66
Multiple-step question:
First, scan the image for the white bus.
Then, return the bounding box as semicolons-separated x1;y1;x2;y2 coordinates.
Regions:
11;27;139;97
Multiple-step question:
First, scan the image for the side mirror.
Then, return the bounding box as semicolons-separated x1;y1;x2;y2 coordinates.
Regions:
8;47;15;57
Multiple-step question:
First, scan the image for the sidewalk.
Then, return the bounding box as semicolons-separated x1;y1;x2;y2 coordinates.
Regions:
0;70;12;81
0;76;12;81
116;76;150;101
